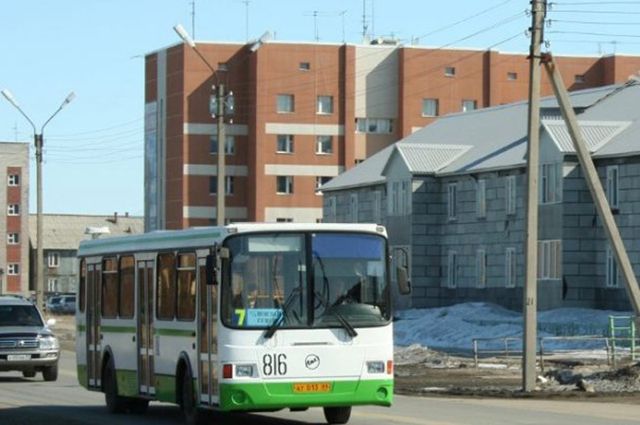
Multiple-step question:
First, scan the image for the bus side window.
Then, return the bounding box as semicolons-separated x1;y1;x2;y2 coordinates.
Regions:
79;259;86;312
157;253;176;320
119;255;135;318
102;257;119;318
177;253;196;321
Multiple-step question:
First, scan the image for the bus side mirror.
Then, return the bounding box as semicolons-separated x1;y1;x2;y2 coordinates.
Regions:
397;266;411;295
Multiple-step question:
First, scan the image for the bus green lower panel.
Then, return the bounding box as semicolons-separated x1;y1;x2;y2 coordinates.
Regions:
155;374;177;403
219;379;393;412
116;369;139;397
77;365;87;389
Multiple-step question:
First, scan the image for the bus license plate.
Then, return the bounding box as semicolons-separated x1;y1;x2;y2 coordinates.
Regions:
293;382;331;393
7;354;30;361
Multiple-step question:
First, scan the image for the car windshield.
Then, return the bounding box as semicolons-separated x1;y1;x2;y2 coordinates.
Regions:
0;305;44;327
221;231;390;330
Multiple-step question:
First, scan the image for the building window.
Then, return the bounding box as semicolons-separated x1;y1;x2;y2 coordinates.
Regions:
505;247;516;288
315;176;332;192
538;240;562;280
7;204;19;216
316;135;333;154
476;179;486;218
349;193;359;222
276;135;294;153
606;245;619;288
48;252;60;268
461;99;477;112
447;251;457;289
209;176;234;195
447;183;457;220
7;264;19;275
277;176;294;194
476;249;487;289
210;135;235;155
7;233;19;245
444;66;456;77
541;163;562;204
47;278;58;292
422;98;439;117
317;95;334;114
355;118;394;134
507;72;518;81
277;94;295;113
299;62;311;71
606;165;619;209
506;175;516;215
276;218;293;223
575;74;585;84
7;174;20;186
373;190;382;224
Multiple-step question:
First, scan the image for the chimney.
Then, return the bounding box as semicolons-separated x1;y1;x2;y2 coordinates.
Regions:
125;212;129;218
114;212;118;223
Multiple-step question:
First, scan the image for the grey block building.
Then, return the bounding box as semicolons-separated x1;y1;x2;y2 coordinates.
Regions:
321;81;640;311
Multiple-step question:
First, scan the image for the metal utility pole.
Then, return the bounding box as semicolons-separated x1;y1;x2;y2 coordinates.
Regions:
523;0;546;392
1;89;75;310
174;24;234;226
543;57;640;317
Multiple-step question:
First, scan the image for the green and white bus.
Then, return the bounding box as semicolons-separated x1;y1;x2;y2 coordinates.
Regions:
76;223;410;424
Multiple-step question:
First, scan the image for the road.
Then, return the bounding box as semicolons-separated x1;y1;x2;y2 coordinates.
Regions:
1;351;640;425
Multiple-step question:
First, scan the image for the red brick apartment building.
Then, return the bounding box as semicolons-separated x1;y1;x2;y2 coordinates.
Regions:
0;142;29;294
144;41;640;229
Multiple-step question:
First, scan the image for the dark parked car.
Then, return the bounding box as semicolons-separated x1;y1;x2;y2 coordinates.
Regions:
0;296;59;381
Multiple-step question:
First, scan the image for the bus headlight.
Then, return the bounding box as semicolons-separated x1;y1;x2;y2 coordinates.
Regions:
366;361;385;374
235;364;254;377
39;336;59;350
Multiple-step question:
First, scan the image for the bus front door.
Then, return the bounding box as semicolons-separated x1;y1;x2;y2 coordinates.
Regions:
137;260;155;396
197;257;219;405
86;262;101;389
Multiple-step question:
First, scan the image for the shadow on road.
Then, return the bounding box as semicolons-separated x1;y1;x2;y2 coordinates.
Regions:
0;404;325;425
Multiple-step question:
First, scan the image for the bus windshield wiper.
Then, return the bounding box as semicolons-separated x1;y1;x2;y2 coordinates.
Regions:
264;283;302;339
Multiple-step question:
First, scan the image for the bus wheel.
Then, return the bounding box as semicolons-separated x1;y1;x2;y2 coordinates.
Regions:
181;368;204;425
104;361;127;413
323;406;352;424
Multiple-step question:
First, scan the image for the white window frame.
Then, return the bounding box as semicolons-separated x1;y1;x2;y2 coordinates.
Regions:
538;240;562;280
47;278;58;292
349;193;359;222
317;95;334;114
476;179;486;218
447;250;458;289
315;176;331;193
7;174;20;186
48;252;60;268
462;99;477;112
276;134;294;153
373;190;382;224
210;135;236;155
209;176;234;195
7;233;19;245
606;245;619;288
299;62;310;71
276;94;295;113
447;183;457;221
505;247;516;288
606;165;619;209
7;204;20;216
355;118;394;134
276;218;293;223
444;66;456;77
316;135;333;154
276;176;294;195
476;248;487;289
541;163;562;204
7;263;19;275
507;72;518;81
422;98;439;117
506;175;516;215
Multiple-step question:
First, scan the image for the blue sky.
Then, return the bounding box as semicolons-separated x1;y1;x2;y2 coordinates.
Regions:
2;0;639;216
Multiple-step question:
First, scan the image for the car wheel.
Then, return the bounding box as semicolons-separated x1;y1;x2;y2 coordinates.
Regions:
323;406;352;424
22;370;36;378
42;364;58;382
103;361;127;413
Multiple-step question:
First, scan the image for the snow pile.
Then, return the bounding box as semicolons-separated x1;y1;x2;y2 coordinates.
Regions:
394;302;633;352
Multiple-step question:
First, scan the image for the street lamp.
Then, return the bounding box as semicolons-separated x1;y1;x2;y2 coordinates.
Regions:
173;24;234;225
1;89;75;310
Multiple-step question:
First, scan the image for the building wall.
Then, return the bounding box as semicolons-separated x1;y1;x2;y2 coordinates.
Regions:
43;249;78;294
0;142;29;295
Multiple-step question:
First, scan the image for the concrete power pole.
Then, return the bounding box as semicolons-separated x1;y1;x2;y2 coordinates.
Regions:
523;0;547;392
216;83;226;226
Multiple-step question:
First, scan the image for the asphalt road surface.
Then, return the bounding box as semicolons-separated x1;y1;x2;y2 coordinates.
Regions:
1;351;640;425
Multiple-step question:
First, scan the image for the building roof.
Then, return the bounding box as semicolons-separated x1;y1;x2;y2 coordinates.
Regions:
322;81;639;192
29;214;144;250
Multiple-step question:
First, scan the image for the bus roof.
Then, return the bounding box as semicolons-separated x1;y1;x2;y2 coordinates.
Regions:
77;223;386;257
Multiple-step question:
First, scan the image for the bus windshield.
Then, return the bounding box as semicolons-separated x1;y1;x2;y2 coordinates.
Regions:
221;232;390;330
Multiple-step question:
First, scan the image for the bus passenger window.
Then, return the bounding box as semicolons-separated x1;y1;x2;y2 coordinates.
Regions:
79;259;86;312
119;256;135;318
177;253;196;321
157;253;176;320
102;257;118;318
